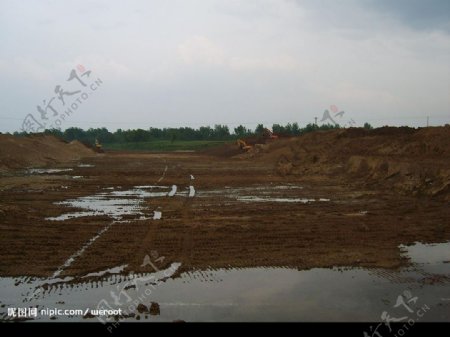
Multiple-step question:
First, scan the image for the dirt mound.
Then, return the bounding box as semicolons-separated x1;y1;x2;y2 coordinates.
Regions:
240;126;450;199
0;134;96;172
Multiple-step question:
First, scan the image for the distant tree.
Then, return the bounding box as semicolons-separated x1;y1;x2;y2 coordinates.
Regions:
22;122;349;144
234;125;251;138
255;124;265;135
198;126;213;140
272;124;283;134
302;123;319;134
45;128;64;139
291;122;301;135
63;127;85;141
319;123;340;130
363;122;373;130
213;124;230;139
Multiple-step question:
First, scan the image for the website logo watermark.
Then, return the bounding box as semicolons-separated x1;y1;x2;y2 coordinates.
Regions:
21;64;102;133
93;251;178;333
364;290;430;337
320;105;355;127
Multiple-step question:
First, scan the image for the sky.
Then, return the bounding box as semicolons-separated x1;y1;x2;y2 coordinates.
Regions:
0;0;449;133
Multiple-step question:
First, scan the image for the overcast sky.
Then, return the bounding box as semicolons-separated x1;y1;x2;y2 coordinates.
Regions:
0;0;449;132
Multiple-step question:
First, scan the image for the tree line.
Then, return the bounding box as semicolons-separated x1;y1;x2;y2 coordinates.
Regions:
10;122;360;144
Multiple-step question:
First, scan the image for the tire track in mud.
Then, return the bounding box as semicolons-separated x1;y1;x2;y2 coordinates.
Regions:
135;171;197;269
49;162;172;279
52;221;117;278
369;268;450;286
181;175;196;263
156;164;168;183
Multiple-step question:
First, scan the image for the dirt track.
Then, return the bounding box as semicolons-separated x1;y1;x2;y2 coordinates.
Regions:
1;128;449;279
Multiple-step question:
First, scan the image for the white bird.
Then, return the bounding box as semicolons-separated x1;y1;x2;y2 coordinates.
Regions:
190;175;195;180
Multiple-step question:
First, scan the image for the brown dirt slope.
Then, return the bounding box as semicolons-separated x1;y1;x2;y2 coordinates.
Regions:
235;126;450;199
0;134;96;172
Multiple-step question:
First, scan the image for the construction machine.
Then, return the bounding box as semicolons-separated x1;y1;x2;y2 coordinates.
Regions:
237;139;252;151
95;139;103;153
262;128;278;140
237;128;279;152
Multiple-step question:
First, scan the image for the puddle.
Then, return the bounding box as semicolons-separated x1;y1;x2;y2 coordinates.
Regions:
77;164;95;168
400;241;450;274
109;189;168;198
28;168;73;174
198;185;327;204
237;196;324;203
189;186;196;197
134;185;169;189
168;185;177;197
153;211;162;220
46;185;180;221
201;185;302;195
82;265;128;279
401;242;450;265
72;176;83;179
0;242;448;322
46;197;145;221
0;263;182;322
273;185;303;190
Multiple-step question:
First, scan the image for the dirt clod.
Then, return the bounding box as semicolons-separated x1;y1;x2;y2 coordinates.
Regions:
149;302;160;316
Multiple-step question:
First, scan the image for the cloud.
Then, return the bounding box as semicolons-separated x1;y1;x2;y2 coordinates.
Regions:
290;0;450;33
0;58;57;83
0;0;449;132
229;55;298;71
178;35;299;71
178;36;225;66
366;0;450;32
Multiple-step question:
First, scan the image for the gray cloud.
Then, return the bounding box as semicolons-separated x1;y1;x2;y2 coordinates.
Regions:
367;0;450;32
0;0;449;133
291;0;450;32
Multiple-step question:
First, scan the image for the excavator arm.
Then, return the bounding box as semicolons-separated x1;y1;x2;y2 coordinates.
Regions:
237;139;252;151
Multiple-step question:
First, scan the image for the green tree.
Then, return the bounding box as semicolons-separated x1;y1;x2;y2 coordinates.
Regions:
198;126;213;140
291;122;300;135
213;124;230;139
234;125;251;138
255;124;265;135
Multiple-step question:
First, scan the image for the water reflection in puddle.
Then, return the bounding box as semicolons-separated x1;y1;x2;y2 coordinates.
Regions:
237;196;317;203
0;242;448;322
46;197;145;221
400;241;450;275
46;185;175;221
200;185;329;204
28;168;73;174
0;263;182;322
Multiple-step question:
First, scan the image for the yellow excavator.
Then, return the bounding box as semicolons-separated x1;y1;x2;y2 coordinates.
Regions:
95;139;103;152
237;128;278;151
237;139;252;151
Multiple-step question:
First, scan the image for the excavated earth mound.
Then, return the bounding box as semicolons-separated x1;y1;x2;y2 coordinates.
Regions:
0;134;96;172
234;126;450;200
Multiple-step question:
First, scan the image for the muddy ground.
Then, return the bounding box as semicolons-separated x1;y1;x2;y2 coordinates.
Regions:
0;146;449;279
